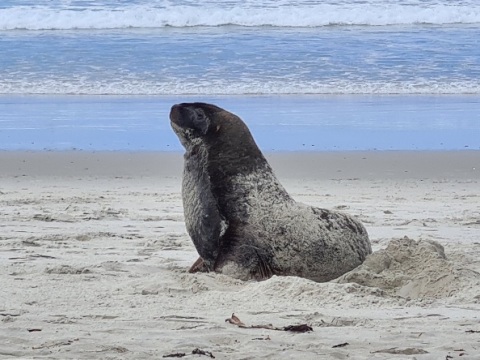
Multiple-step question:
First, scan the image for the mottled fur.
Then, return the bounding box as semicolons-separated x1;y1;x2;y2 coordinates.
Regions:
170;102;371;282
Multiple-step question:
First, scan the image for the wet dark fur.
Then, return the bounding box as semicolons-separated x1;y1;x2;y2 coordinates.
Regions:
170;102;372;282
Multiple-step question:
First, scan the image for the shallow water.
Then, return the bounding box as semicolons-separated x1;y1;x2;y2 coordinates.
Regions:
1;95;479;151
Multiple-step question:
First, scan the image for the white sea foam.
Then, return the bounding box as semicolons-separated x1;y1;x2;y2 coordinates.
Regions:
1;3;480;30
1;78;479;95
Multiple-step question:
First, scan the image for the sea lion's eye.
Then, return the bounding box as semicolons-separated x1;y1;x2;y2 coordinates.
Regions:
192;108;210;135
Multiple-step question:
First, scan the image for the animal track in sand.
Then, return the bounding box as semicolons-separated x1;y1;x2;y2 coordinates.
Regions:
45;265;92;275
32;213;75;223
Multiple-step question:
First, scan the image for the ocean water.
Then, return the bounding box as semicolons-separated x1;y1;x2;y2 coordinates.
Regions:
0;0;479;151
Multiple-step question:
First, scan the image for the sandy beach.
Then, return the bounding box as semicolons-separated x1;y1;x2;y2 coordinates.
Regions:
1;150;479;359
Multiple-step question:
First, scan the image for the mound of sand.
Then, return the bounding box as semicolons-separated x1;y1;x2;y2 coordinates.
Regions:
171;237;480;311
335;237;479;301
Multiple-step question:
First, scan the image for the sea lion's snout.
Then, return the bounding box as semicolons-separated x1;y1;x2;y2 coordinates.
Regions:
169;104;185;127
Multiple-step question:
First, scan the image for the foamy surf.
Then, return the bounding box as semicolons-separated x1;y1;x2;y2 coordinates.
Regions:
1;78;480;95
1;2;480;30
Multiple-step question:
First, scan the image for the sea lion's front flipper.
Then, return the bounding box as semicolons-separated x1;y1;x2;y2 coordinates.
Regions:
182;154;224;269
188;257;210;273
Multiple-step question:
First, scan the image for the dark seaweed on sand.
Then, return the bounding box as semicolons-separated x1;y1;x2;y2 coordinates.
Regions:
225;313;313;333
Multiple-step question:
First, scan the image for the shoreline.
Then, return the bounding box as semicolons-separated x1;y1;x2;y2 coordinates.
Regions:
1;150;478;180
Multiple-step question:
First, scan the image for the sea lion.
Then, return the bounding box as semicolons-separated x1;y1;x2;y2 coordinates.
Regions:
170;102;371;282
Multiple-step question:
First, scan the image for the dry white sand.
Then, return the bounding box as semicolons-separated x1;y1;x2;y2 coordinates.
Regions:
1;151;479;359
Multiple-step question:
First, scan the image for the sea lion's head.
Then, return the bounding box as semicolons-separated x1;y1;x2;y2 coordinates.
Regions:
169;102;261;156
169;102;223;148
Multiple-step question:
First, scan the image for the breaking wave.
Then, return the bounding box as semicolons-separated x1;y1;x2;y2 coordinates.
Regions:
1;2;480;31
